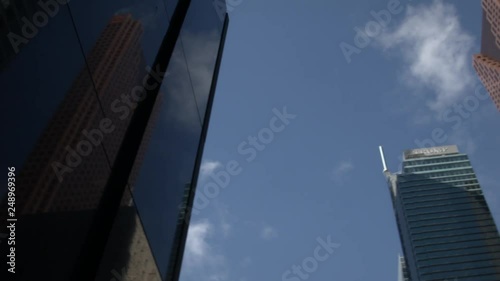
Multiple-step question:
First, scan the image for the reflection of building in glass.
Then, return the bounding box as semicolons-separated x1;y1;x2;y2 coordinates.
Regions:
15;14;145;214
473;0;500;110
380;145;500;281
95;200;161;281
90;14;149;165
0;13;161;280
0;0;229;280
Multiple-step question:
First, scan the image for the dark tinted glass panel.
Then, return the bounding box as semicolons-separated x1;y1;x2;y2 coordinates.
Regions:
179;0;224;121
406;202;487;216
458;275;500;281
68;0;170;66
413;232;500;247
67;0;171;166
131;38;203;280
419;259;500;274
165;0;180;19
0;5;113;279
408;207;491;221
419;252;500;267
95;189;161;281
411;219;496;233
403;188;465;198
0;0;227;279
412;226;499;240
128;2;226;279
406;197;479;209
417;245;500;260
399;174;477;187
409;213;494;225
415;238;500;253
0;4;91;171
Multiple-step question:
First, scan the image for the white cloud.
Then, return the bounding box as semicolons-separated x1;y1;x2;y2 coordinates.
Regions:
184;220;212;265
332;160;354;184
200;160;222;176
377;0;476;112
182;206;237;281
165;30;221;130
182;220;229;281
212;201;235;238
260;226;278;240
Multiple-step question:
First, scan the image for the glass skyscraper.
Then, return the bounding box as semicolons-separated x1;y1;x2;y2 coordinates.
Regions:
0;0;228;280
380;145;500;281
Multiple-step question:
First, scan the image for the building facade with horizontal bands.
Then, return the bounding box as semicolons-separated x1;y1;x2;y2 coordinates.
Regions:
381;145;500;281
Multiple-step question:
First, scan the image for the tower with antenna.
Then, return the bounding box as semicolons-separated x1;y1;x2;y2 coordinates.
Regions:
378;145;500;281
378;146;388;173
379;145;397;196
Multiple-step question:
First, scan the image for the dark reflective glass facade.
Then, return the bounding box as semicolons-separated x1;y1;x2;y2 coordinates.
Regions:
385;146;500;281
0;0;228;280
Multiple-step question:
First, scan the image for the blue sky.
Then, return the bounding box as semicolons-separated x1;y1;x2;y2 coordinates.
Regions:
178;1;500;281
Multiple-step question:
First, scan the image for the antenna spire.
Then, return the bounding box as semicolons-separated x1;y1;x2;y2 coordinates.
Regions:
379;146;388;172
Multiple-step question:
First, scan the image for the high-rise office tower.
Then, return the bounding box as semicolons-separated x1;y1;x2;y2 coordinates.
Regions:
473;0;500;111
0;0;229;280
380;145;500;281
